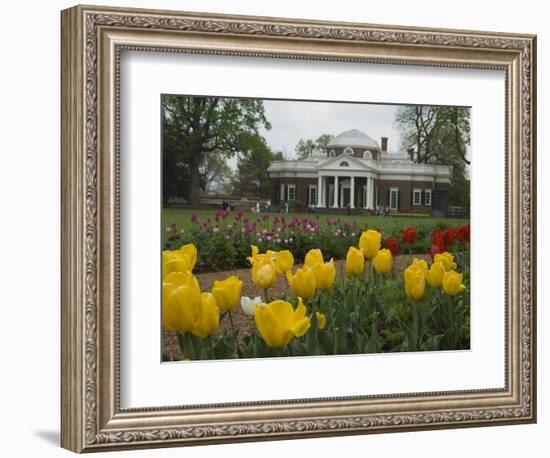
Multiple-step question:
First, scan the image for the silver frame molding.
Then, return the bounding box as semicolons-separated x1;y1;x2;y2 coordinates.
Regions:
61;4;537;453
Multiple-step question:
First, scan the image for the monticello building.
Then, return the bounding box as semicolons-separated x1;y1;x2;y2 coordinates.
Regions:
267;129;453;215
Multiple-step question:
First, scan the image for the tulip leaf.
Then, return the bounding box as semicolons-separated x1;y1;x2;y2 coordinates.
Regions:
318;330;333;355
420;334;444;351
289;339;308;356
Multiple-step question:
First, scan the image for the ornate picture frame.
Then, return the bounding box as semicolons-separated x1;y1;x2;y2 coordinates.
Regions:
61;4;536;452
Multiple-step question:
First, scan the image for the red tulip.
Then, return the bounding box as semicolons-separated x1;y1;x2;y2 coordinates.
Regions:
386;238;400;255
442;228;456;247
457;224;470;243
401;227;417;244
432;229;445;250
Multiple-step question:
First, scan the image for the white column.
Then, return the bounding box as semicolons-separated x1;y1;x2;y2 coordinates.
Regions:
280;183;285;202
350;176;355;208
317;175;323;207
332;176;339;208
364;178;369;209
368;177;374;209
320;177;325;207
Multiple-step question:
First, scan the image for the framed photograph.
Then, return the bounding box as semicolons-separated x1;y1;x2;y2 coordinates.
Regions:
61;4;537;453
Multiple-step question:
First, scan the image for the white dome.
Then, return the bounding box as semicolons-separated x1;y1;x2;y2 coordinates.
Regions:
328;129;380;150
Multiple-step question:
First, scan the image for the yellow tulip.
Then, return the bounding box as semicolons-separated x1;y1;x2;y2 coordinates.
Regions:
346;246;365;276
426;261;446;288
162;245;197;279
359;229;382;259
179;244;197;270
211;275;242;312
163;271;198;313
252;257;277;289
247;245;261;266
191;292;220;338
434;252;458;271
410;257;429;273
254;298;311;348
162;271;202;332
442;270;466;295
316;311;327;330
274;250;294;274
286;267;316;300
372;248;393;274
404;265;426;300
312;259;336;291
304;248;324;268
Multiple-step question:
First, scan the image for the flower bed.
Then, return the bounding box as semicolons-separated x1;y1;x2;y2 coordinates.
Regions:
163;210;470;273
162;226;470;361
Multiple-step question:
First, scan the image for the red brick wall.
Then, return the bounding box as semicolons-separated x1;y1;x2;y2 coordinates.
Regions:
270;177;317;206
377;179;449;212
270;176;449;213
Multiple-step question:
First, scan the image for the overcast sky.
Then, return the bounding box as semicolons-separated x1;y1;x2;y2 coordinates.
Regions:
258;99;402;158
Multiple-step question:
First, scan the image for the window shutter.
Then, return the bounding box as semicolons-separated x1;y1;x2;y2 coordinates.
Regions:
397;189;400;210
421;190;425;205
386;189;390;206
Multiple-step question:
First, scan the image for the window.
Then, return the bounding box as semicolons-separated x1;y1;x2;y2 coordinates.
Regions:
287;184;296;201
329;149;336;157
339;161;349;167
424;189;432;206
343;147;354;155
412;188;422;206
389;188;399;211
363;150;372;160
308;185;317;205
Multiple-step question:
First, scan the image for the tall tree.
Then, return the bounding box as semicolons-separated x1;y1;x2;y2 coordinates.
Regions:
232;134;275;198
200;153;233;194
162;95;270;205
295;133;333;159
395;106;471;208
315;133;334;150
395;106;470;165
295;138;316;159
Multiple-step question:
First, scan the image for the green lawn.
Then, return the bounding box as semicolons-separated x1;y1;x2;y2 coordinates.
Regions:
163;207;469;234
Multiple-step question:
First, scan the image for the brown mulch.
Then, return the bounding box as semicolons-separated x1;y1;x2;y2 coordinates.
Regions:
163;253;430;359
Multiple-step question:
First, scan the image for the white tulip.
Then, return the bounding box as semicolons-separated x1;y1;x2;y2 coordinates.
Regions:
240;296;262;316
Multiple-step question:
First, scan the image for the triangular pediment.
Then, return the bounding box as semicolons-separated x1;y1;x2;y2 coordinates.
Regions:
316;154;377;172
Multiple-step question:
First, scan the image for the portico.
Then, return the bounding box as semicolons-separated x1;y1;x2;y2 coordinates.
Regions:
316;174;375;209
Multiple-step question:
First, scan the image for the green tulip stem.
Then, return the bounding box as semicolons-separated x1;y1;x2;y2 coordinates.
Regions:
328;288;335;327
207;335;215;359
182;332;196;361
368;259;374;287
228;311;242;358
263;288;270;303
353;277;359;321
408;298;419;352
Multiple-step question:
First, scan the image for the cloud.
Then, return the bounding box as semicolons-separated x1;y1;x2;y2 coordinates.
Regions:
259;99;401;158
